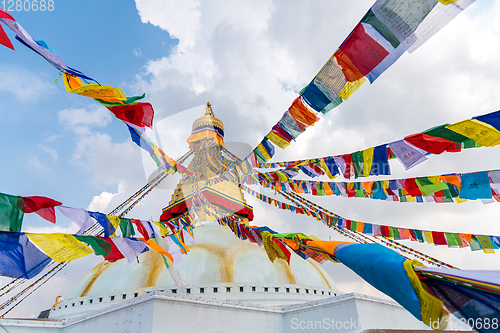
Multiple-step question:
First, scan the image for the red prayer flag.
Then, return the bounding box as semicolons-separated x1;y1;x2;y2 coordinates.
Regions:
404;133;454;155
380;225;391;237
0;9;15;20
272;124;293;143
334;23;389;82
404;178;423;197
0;25;14;50
130;219;150;240
432;231;448;245
98;237;125;262
342;154;353;179
108;102;154;128
21;196;62;224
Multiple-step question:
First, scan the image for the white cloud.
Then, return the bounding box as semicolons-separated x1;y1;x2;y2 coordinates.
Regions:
27;156;52;174
39;145;58;161
58;104;112;130
133;47;142;57
0;65;56;102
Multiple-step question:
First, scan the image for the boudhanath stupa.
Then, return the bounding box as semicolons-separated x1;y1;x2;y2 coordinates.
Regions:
0;105;469;333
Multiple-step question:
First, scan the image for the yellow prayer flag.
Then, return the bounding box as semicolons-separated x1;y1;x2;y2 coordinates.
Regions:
362;147;374;177
154;222;170;237
446;119;500;147
69;84;127;104
26;233;93;262
476;235;495;254
338;77;367;100
406;195;417;203
356;222;365;233
437;0;458;4
266;131;290;149
63;73;85;92
423;231;434;244
455;197;468;203
403;260;448;330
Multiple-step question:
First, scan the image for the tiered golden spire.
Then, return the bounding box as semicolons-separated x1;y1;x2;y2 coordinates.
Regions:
167;103;249;223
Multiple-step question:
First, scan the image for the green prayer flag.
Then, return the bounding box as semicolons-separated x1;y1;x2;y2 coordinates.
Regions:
350;221;357;232
94;93;146;107
119;218;135;237
350;151;364;179
391;227;401;240
445;232;459;247
0;193;24;232
423;124;469;143
463;138;481;149
73;235;112;256
415;177;448;197
316;182;325;196
414;230;424;243
361;9;400;48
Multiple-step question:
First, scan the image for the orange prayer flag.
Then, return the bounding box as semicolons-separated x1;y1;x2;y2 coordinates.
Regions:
362;181;375;194
459;233;473;244
439;175;461;187
324;183;334;196
305;240;351;255
139;238;174;262
281;238;299;250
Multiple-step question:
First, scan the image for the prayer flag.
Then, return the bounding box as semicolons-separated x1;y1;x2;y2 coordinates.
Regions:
26;233;93;262
0;193;24;232
334;23;390;82
388;140;427;170
57;206;94;235
460;172;492;200
446;119;500;147
21;196;62;224
107;103;154;128
0;232;51;279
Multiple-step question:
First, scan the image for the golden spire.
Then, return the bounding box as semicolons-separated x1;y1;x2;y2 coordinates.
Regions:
187;102;225;148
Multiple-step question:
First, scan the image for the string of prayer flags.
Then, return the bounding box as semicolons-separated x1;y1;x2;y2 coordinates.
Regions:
239;0;476;168
218;214;492;332
0;10;95;81
257;109;500;180
242;185;500;253
259;169;500;203
125;121;178;173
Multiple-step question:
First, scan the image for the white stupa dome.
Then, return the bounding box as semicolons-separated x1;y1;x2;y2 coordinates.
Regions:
50;223;340;318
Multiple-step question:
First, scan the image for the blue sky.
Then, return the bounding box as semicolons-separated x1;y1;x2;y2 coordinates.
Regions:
1;0;500;318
